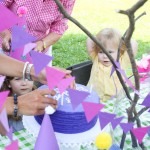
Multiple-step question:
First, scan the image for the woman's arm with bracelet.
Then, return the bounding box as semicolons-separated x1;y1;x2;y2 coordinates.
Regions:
3;89;57;116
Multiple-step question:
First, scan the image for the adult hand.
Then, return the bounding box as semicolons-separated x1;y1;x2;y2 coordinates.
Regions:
1;30;11;52
34;40;44;52
18;89;57;115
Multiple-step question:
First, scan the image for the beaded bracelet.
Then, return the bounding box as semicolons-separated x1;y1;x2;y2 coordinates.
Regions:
13;94;18;118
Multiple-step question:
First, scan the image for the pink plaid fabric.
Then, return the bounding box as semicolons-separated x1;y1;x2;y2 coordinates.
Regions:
1;0;75;40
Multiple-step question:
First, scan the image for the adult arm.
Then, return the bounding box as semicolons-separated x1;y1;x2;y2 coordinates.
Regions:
3;89;57;116
35;0;76;52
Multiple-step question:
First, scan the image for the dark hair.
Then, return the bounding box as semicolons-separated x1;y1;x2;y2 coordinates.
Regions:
0;76;14;96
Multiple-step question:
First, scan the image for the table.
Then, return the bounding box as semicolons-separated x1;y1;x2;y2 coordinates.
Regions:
0;82;150;150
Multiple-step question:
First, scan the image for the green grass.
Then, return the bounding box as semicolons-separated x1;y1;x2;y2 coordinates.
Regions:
53;0;150;68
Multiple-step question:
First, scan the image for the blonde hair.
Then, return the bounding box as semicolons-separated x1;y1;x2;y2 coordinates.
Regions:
94;28;126;56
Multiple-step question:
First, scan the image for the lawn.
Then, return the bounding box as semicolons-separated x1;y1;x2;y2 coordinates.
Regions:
53;0;150;68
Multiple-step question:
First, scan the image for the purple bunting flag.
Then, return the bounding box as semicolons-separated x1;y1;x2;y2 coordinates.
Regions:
0;91;9;110
57;76;75;94
98;112;116;130
30;51;53;75
140;92;150;107
120;122;134;134
82;102;105;122
111;116;124;130
11;25;36;50
68;89;90;110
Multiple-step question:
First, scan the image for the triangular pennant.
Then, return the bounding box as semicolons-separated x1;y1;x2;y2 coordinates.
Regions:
82;102;105;122
0;108;9;135
140;92;150;107
57;76;75;94
23;43;36;56
120;122;134;134
0;4;19;32
46;67;65;90
148;128;150;137
68;89;90;110
10;47;32;63
110;61;120;77
30;51;53;75
6;127;13;141
109;144;121;150
0;76;5;89
0;91;9;109
5;140;19;150
111;116;124;130
131;126;150;144
98;112;116;130
34;114;59;150
11;25;36;50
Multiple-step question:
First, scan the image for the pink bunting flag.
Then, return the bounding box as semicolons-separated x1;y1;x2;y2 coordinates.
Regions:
82;102;105;122
68;89;90;110
0;108;9;136
11;25;36;50
31;51;53;75
0;91;9;110
5;140;19;150
120;122;134;134
98;112;116;130
57;76;75;94
0;76;5;89
10;47;32;63
140;92;150;107
7;127;13;141
46;67;66;90
34;114;59;150
23;43;36;56
0;4;19;32
111;116;124;130
131;126;150;144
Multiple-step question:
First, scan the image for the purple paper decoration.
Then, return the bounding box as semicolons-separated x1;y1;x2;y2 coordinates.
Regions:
5;140;19;150
131;126;150;144
140;92;150;107
0;76;5;89
0;91;9;110
34;114;59;150
98;112;116;130
82;102;105;122
111;116;124;130
110;61;120;76
11;25;36;50
46;66;66;90
10;47;32;63
109;144;121;150
0;4;19;32
0;108;9;136
30;51;53;75
68;89;90;110
120;122;134;134
57;76;75;94
6;127;13;141
23;43;36;56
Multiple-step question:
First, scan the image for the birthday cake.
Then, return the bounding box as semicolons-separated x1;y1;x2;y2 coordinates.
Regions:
34;84;100;134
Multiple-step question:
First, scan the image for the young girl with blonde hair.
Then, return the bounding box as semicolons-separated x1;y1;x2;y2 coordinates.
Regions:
87;28;138;101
